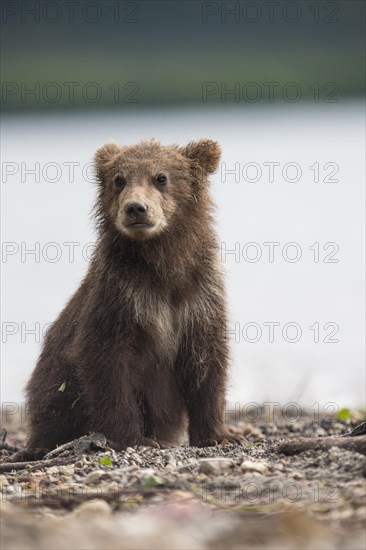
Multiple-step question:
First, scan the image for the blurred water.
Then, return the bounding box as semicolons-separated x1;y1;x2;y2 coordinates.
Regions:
1;102;365;410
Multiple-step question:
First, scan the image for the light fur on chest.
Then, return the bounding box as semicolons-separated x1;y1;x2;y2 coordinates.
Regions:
123;285;185;361
122;272;223;364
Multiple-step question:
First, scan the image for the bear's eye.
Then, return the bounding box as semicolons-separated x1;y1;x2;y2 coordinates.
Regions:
155;174;167;186
114;175;126;189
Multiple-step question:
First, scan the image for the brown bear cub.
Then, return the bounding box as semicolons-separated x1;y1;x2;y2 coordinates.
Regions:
22;139;242;458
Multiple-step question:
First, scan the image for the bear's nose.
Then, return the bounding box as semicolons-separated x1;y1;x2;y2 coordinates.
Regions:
125;201;148;220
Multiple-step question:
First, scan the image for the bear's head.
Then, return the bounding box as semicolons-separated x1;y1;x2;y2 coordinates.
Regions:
94;139;221;241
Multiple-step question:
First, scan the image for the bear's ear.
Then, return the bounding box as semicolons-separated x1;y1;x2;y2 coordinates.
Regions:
94;142;120;182
181;139;221;175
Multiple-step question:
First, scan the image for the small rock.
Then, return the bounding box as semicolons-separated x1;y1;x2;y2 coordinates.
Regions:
85;470;112;485
138;468;156;479
0;475;9;490
74;457;88;467
44;475;58;483
240;460;268;475
198;458;233;475
44;466;60;475
58;465;74;476
292;471;305;480
73;499;112;518
328;447;340;462
131;454;142;464
289;422;302;432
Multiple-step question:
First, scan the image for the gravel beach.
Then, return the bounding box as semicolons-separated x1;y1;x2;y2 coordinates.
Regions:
1;411;365;549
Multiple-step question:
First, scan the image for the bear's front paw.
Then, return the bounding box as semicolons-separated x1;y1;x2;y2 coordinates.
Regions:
112;436;161;451
191;429;247;448
136;436;161;449
135;437;178;449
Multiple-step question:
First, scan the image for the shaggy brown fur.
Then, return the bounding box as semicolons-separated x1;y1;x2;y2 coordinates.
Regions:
22;139;242;458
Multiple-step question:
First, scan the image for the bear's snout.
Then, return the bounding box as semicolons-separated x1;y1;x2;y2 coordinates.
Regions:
125;201;148;224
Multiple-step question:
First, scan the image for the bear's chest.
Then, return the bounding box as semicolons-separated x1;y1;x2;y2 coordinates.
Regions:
125;287;190;362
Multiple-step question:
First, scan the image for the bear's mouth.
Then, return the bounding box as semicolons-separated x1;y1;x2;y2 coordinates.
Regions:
127;222;152;229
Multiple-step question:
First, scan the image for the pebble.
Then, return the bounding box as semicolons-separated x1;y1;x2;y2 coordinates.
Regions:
328;447;341;462
72;499;112;518
44;475;58;483
58;465;74;475
198;458;233;475
44;466;60;475
131;453;142;463
138;468;157;479
0;475;9;489
85;470;112;485
240;460;268;475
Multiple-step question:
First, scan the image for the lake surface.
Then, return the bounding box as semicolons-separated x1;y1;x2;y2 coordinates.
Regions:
1;102;365;413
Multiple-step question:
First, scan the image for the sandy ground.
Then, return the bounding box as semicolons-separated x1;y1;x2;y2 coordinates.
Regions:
0;411;365;550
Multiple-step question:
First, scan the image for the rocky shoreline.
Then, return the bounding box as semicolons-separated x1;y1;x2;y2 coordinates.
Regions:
1;412;365;549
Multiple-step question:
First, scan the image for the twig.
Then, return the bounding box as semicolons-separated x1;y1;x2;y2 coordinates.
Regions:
0;429;7;444
0;442;21;453
43;433;107;460
0;428;21;453
277;435;366;456
0;456;77;473
350;422;366;437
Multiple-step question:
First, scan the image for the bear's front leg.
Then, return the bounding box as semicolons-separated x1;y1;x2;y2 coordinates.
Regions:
178;315;244;447
186;376;244;447
78;349;155;450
